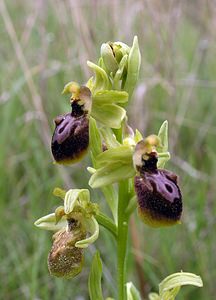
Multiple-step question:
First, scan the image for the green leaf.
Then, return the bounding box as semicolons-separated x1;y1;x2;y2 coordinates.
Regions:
126;282;141;300
34;213;67;231
89;162;135;188
64;189;90;214
89;117;102;159
75;216;99;248
93;90;128;105
91;102;126;129
159;272;203;300
124;36;141;98
88;251;104;300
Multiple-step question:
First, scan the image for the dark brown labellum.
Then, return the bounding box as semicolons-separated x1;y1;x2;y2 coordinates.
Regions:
48;220;86;278
135;168;182;227
134;151;182;227
51;103;89;164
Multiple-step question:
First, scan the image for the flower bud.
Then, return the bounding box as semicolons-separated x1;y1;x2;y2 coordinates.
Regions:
133;140;182;227
51;86;91;164
48;218;86;278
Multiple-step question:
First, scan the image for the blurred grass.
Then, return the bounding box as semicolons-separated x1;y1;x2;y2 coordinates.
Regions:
0;0;216;299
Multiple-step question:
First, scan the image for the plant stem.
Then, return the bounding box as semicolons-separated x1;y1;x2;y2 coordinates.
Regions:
117;179;130;300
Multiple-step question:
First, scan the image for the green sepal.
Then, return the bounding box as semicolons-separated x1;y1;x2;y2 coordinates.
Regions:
34;213;67;231
126;282;142;300
89;161;135;188
89;117;102;160
113;54;128;89
89;145;135;188
113;41;130;60
75;216;99;248
87;61;111;93
123;36;141;98
159;272;203;300
92;102;126;129
100;127;121;149
90;90;128;128
96;145;133;167
101;43;118;74
88;251;104;300
93;90;128;105
64;189;90;215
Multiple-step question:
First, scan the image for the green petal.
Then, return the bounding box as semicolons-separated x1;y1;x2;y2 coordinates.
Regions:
159;272;203;300
64;189;90;214
91;102;126;129
126;282;141;300
88;251;104;300
34;213;67;231
75;216;99;248
158;120;168;152
157;120;170;168
53;187;66;200
134;129;143;143
89;162;135;188
124;36;141;98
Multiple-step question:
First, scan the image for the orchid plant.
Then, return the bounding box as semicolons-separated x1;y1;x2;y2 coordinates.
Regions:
34;36;203;300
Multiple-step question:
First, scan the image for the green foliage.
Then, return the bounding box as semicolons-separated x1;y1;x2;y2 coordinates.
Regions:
88;252;104;300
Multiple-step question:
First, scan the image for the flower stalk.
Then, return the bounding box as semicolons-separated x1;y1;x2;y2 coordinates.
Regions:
34;36;203;300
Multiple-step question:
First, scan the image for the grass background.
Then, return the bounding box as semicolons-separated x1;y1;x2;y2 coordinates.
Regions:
0;0;216;299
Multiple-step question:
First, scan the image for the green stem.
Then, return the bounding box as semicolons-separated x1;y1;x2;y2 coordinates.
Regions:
117;179;130;300
96;212;117;238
